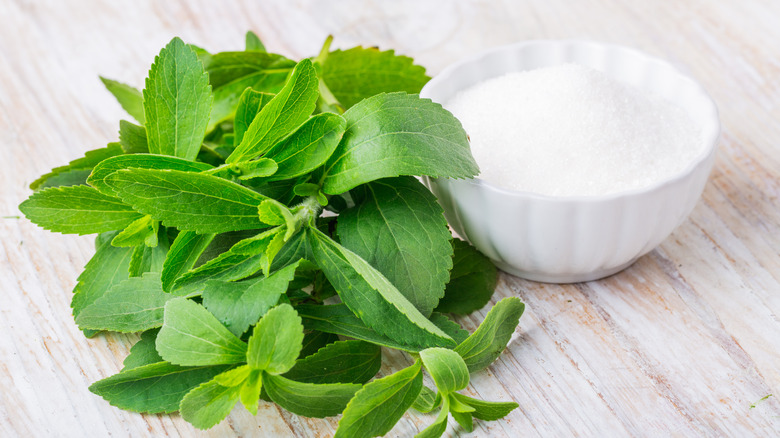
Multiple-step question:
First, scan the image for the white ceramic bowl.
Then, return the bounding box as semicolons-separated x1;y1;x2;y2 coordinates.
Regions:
422;40;720;283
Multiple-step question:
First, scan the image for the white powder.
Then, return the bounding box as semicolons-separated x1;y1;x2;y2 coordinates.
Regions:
445;63;703;196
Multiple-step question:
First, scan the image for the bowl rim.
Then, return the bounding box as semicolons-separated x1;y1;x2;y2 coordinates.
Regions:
422;39;721;203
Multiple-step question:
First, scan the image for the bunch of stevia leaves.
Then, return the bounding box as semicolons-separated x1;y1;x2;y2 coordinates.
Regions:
19;32;525;436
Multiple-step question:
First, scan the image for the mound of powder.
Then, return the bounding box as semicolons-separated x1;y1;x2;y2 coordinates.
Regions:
445;63;703;196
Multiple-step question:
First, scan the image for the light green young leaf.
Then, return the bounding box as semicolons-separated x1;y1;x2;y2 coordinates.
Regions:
122;329;162;370
264;373;360;418
337;176;452;316
156;298;248;366
179;379;241;430
415;396;450;438
88;154;213;196
118;120;148;153
321;46;429;109
245;31;266;52
30;143;123;191
76;272;175;333
89;362;229;414
335;360;423;438
247;304;304;374
20;185;142;235
308;228;455;350
127;228;169;277
322;92;478;195
419;348;469;394
234;88;274;146
111;215;157;247
435;239;498;314
235;158;278;180
449;407;473;433
143;37;212;161
213;364;252;387
284;340;381;384
202;261;299;336
263;112;346;182
240;369;263;415
161;231;216;292
411;386;441;413
100;76;146;124
454;297;524;373
450;393;518;421
106;168;267;234
227;59;319;163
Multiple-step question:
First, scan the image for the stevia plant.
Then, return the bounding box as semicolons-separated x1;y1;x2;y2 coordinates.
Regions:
19;32;525;436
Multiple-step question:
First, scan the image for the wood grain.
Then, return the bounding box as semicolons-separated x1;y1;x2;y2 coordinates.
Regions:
2;0;779;436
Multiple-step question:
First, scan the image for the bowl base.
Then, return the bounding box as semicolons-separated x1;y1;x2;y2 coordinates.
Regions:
493;258;638;284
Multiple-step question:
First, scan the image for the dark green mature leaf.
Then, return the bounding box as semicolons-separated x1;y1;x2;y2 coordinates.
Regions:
454;297;524;373
321;47;429;109
284;340;381;384
264;373;360;418
180;380;241;429
100;77;145;124
435;239;498;314
20;186;143;235
161;231;215;292
106;168;267;234
299;330;339;359
89;362;229;414
234;88;274;146
202;261;299;336
227;59;319;163
322;92;478;195
30;143;123;190
337;176;452;316
123;329;162;370
245;31;266;52
335;360;423;438
88;154;213;196
247;304;303;374
419;348;469;394
263;112;345;181
156;298;248;366
143;37;212;161
308;228;454;350
450;393;518;421
76;272;175;332
119;120;149;153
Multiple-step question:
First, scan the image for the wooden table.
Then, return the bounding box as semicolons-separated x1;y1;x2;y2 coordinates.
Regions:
2;0;779;436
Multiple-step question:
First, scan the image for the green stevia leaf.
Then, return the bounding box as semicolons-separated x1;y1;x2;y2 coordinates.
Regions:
337;176;452;316
412;386;441;413
161;231;216;292
450;408;473;433
448;394;475;413
322;92;478;195
299;330;340;359
454;297;524;373
202;261;299;337
214;365;252;389
450;393;518;421
268;229;312;271
247;304;304;374
156;298;248;366
88;154;212;196
245;31;266;52
127;228;169;277
321;46;429;109
256;199;295;228
111;215;157;247
435;239;498;314
428;313;469;345
118;120;149;153
264;373;360;418
122;329;162;370
335;360;423;438
297;304;421;352
100;76;145;124
227;59;319;163
106;168;267;234
240;369;263;415
71;232;133;324
30;143;123;191
179;379;241;430
89;362;229;414
143;37;212;161
235;158;278;180
284;340;381;384
415;396;450;438
76;272;175;333
192;230;259;267
263;112;346;182
308;228;454;350
234;88;274;146
19;185;143;235
419;348;469;394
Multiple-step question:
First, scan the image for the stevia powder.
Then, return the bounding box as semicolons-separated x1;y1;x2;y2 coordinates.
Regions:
445;64;703;196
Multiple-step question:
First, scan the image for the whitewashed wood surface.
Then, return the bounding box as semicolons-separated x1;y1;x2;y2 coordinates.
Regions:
2;0;779;436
